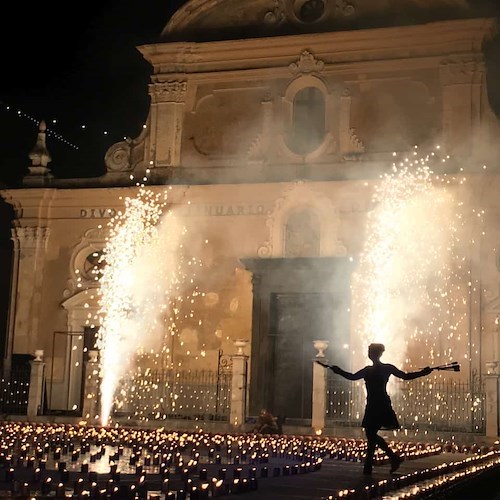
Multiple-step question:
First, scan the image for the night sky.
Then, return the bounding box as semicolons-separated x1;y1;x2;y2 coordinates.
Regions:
1;0;185;186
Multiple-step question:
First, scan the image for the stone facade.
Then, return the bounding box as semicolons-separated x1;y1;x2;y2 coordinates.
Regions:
1;1;499;423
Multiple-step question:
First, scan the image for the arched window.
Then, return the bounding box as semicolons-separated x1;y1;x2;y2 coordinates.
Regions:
291;87;325;154
284;210;320;257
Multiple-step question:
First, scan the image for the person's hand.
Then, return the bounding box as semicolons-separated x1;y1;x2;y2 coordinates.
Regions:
315;361;330;368
421;366;432;376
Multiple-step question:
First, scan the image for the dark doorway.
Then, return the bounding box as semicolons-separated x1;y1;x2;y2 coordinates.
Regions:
269;292;333;419
242;257;354;424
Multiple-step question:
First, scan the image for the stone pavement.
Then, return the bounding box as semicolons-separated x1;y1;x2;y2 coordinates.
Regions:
218;452;472;499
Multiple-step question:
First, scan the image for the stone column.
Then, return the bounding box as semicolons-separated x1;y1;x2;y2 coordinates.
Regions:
82;350;100;422
27;350;46;418
230;340;249;429
484;362;499;438
312;340;329;433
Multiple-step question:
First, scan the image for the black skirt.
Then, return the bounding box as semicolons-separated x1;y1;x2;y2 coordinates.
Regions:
361;396;400;430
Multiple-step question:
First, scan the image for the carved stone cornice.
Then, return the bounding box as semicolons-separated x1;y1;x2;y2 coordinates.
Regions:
440;56;485;85
11;227;50;249
149;81;188;103
289;50;325;75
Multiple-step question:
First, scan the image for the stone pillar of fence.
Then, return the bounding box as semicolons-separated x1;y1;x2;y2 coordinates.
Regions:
312;340;329;433
28;350;46;418
484;361;499;437
83;350;100;422
230;340;249;429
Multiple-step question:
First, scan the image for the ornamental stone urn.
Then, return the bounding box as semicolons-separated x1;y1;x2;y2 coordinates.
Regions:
34;350;44;362
485;361;499;375
233;339;249;355
313;340;329;358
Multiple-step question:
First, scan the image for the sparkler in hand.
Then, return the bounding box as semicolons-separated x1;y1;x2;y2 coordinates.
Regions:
428;361;460;372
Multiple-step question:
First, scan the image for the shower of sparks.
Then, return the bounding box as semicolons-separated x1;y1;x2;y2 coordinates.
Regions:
350;146;486;430
353;146;484;367
95;186;204;427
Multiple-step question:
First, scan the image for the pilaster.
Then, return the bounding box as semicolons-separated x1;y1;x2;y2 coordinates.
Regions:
10;226;50;355
439;56;485;156
149;80;187;167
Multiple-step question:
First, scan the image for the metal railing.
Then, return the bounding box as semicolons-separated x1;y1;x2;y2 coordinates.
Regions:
0;366;30;415
325;373;486;434
115;368;231;421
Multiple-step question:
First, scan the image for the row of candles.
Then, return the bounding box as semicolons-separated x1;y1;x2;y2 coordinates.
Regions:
4;473;259;498
0;422;497;499
0;422;323;498
331;450;500;499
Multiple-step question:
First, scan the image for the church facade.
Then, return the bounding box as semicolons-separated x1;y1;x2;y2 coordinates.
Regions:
1;0;500;425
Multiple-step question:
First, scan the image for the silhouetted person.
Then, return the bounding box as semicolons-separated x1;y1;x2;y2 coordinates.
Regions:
323;343;432;475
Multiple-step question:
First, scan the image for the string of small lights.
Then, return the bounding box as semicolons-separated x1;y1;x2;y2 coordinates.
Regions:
1;100;149;150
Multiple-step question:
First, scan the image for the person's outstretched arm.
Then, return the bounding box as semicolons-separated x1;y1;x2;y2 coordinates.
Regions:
389;365;432;380
330;365;366;381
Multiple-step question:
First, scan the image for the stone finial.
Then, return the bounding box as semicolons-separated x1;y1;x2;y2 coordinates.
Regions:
27;120;52;176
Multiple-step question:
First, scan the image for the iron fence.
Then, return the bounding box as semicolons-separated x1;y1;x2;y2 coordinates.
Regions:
115;369;231;421
0;366;30;415
325;373;486;434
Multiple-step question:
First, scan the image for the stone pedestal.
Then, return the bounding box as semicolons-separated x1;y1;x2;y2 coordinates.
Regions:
82;350;100;422
230;340;249;429
484;362;499;438
312;358;328;433
312;340;329;433
28;358;46;418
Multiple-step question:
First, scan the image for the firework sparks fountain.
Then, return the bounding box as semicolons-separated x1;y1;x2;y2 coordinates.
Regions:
352;146;470;371
95;187;202;427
